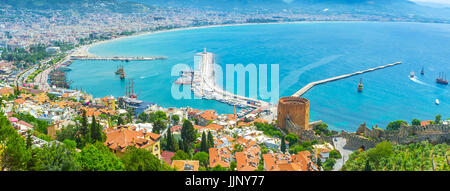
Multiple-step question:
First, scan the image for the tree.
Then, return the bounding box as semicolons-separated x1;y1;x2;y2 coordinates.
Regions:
229;161;237;171
386;120;407;131
80;110;89;138
181;120;196;146
171;150;190;161
329;150;342;159
193;151;209;167
367;141;393;169
138;112;148;122
280;136;286;153
411;118;421;126
26;131;33;149
364;160;372;171
149;111;167;123
63;139;77;149
200;131;208;153
285;133;299;146
211;164;228;171
77;143;124;171
121;146;162;171
166;126;175;151
171;114;180;125
323;158;336;171
435;115;442;124
1;132;31;171
207;131;214;148
90;115;103;143
117;116;124;125
36;142;80;171
152;119;166;134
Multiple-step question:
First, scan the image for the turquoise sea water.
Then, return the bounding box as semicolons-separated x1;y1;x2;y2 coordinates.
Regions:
67;22;450;132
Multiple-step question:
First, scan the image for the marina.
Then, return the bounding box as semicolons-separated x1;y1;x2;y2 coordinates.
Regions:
189;49;270;114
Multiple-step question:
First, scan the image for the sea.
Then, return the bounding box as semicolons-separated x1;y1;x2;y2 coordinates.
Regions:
66;22;450;132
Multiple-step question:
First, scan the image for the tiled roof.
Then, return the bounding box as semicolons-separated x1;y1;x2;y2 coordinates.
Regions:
161;151;175;165
263;151;317;171
172;160;199;171
421;120;433;126
17;120;34;129
199;110;217;121
104;128;158;152
209;147;231;168
235;145;260;171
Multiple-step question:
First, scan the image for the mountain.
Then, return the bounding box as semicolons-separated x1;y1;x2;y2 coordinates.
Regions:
0;0;153;13
129;0;450;21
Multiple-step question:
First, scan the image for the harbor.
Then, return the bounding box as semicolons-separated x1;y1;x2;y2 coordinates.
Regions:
188;49;271;115
292;61;402;97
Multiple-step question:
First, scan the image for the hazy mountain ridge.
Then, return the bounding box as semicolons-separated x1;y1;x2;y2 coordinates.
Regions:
0;0;153;13
129;0;450;20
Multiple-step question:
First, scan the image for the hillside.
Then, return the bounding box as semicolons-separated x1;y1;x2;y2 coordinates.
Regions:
0;0;153;13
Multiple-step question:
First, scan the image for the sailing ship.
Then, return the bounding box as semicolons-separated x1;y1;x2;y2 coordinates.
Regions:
357;78;363;92
115;65;124;75
120;71;125;80
436;72;448;85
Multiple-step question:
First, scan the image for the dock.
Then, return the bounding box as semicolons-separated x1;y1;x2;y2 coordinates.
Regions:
292;62;402;97
70;56;167;61
191;49;270;111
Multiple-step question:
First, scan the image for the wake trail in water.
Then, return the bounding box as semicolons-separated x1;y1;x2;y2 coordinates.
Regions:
409;76;429;86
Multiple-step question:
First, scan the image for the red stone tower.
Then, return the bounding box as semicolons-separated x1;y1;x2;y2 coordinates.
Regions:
277;96;310;136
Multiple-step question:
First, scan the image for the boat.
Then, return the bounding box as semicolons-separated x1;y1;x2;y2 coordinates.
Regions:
357;78;363;92
420;66;424;75
436;72;448;85
409;71;415;78
115;65;124;75
435;99;440;105
120;71;125;80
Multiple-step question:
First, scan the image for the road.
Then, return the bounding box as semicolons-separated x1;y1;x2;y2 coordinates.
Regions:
332;137;354;171
34;55;71;91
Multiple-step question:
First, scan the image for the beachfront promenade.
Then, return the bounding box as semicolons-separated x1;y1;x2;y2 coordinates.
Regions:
292;62;402;97
70;56;167;61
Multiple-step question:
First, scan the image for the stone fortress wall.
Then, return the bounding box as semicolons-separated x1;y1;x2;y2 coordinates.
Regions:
342;123;450;150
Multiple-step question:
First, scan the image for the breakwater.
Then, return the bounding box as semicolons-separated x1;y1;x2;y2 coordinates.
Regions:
292;62;402;97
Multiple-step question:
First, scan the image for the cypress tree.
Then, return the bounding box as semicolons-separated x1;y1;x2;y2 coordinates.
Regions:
80;110;88;137
364;160;372;171
281;136;286;153
166;126;174;151
201;131;207;152
117;116;123;125
26;130;32;149
90;115;100;143
181;120;195;146
207;131;214;148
